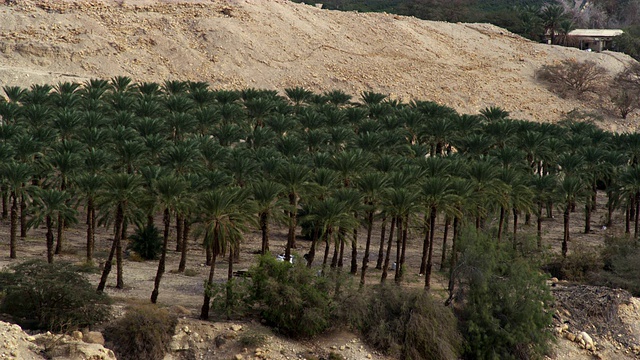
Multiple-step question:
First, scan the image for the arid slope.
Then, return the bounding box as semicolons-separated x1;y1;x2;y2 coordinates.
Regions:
0;0;637;130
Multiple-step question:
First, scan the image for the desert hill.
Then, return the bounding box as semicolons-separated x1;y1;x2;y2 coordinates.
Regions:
0;0;637;131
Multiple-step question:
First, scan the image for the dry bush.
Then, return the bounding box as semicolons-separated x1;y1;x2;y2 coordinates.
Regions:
536;59;608;98
610;63;640;119
103;305;178;360
348;285;462;360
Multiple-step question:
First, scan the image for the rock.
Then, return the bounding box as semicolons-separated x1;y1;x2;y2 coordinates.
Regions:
234;354;244;360
83;331;105;346
71;331;83;341
579;331;594;350
34;332;115;360
214;334;227;348
231;324;243;332
566;332;576;342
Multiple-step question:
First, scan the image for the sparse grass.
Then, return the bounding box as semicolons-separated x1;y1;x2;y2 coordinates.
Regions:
238;331;268;348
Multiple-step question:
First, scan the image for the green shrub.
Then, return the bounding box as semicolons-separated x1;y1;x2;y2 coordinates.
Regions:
545;245;603;281
127;223;162;260
103;305;178;360
248;255;340;338
596;237;640;296
456;230;553;360
349;285;461;360
0;260;111;331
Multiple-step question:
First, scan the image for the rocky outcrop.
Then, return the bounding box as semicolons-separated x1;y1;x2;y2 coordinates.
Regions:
0;321;116;360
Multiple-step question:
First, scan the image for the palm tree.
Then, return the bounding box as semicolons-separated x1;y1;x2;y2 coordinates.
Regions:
619;166;640;238
48;148;83;254
304;196;359;274
541;5;568;44
275;163;312;261
529;174;558;249
251;180;287;255
2;161;33;259
419;176;459;289
197;187;254;320
357;172;388;285
381;187;419;284
28;188;76;263
150;175;190;304
73;173;102;261
559;176;586;258
96;173;144;292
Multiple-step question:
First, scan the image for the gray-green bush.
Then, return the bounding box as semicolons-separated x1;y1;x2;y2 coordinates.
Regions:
103;305;178;360
0;260;111;331
349;285;462;360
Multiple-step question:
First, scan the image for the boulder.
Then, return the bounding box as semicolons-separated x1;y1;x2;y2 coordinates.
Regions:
83;331;105;346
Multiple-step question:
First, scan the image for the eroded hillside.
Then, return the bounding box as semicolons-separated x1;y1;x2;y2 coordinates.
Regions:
0;0;637;130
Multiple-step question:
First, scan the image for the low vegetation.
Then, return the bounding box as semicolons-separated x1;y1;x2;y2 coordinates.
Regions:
103;304;178;360
0;260;111;332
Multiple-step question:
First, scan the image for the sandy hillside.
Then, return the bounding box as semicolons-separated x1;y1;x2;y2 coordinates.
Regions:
0;0;637;131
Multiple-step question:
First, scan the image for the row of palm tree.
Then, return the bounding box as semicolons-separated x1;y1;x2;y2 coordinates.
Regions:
1;77;639;320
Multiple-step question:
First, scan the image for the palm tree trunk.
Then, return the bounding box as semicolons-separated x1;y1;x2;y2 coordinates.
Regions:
20;193;26;238
497;206;505;243
97;204;123;292
116;215;127;289
2;187;7;220
537;204;543;249
55;213;64;255
46;215;54;263
176;214;183;252
151;208;170;304
626;204;631;234
635;193;640;238
419;215;430;275
285;193;297;261
375;216;387;270
331;233;340;268
562;206;570;258
439;217;450;271
322;229;331;274
513;208;519;250
606;192;613;228
394;216;403;282
205;241;212;266
337;228;345;268
360;210;374;285
86;198;94;262
584;201;591;234
307;228;318;267
381;217;396;284
10;193;17;259
447;216;459;301
200;251;218;320
398;216;409;283
425;207;437;290
178;220;190;272
260;212;269;255
350;228;358;275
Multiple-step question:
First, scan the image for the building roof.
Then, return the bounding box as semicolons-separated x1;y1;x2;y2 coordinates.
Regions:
567;29;624;37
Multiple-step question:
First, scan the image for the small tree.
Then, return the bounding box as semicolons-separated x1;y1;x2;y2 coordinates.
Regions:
536;59;608;98
454;230;554;360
